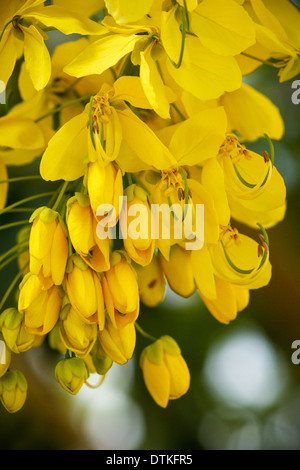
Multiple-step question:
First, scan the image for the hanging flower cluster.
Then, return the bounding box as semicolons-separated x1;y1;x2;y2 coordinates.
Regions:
0;0;297;413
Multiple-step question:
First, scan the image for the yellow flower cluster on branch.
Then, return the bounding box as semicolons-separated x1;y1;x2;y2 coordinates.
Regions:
0;0;296;412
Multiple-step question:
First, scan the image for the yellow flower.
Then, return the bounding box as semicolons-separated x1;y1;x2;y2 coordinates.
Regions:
64;9;243;116
200;277;249;325
102;251;140;329
0;0;103;90
18;272;64;336
241;0;300;82
0;110;48;167
140;335;190;408
67;193;110;273
40;77;176;182
99;320;136;365
55;357;89;395
219;135;287;228
0;370;27;413
0;308;43;354
120;184;155;267
29;206;69;286
15;37;114;127
65;254;105;329
135;255;166;307
210;225;272;290
58;303;98;358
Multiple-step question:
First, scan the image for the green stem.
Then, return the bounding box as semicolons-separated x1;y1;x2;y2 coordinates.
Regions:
264;133;275;166
169;6;186;69
0;248;28;271
0;192;54;215
89;95;97;150
241;52;280;68
170;103;186;121
0;220;30;232
0;19;12;43
0;175;42;185
135;322;156;342
52;181;69;211
0;242;28;264
0;262;29;312
183;0;190;31
36;94;91;122
5;208;37;213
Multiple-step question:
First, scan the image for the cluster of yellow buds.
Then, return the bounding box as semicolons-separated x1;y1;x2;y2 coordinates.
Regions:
0;0;295;413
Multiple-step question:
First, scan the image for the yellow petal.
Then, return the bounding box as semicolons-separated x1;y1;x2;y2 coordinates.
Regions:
161;5;182;65
201;158;231;226
140;44;170;119
116;108;176;170
0;113;45;150
168;35;242;101
113;76;152;109
191;0;255;56
221;83;284;141
40;112;88;181
24;5;104;35
51;223;68;285
142;356;170;408
169;107;227;166
105;0;154;24
21;25;51;91
164;353;190;399
160;246;196;298
200;278;238;324
52;0;104;16
228;166;286;229
191;245;216;300
0;27;18;87
64;34;139;78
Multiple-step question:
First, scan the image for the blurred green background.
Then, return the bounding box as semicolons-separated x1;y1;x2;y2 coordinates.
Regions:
0;28;300;449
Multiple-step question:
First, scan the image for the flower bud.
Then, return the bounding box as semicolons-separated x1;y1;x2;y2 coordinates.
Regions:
0;370;27;413
140;335;190;408
160;245;196;298
0;336;11;378
99;321;136;365
89;340;113;375
29;206;69;286
135;256;166;307
59;304;98;357
18;273;64;336
48;324;67;354
120;184;155;266
102;252;139;329
67;193;110;273
65;254;105;329
87;161;123;223
55;357;89;395
0;308;43;354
